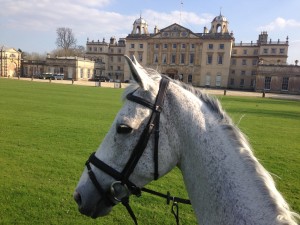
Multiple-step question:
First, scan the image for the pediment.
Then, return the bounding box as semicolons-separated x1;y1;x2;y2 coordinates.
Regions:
151;23;199;39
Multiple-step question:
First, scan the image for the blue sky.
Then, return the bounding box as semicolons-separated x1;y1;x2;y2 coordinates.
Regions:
1;0;300;64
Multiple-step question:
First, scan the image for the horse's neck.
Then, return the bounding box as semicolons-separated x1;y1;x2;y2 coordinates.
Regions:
168;86;296;225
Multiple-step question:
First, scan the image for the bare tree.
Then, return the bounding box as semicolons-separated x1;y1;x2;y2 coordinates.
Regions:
55;27;77;55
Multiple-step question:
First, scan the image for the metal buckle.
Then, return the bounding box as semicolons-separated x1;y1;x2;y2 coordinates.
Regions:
110;181;130;202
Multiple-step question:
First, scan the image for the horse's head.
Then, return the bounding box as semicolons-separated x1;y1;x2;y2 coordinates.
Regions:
74;56;179;218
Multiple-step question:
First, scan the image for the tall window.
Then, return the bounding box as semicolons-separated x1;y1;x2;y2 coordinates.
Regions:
162;54;167;64
139;44;143;49
189;53;194;64
264;77;271;90
188;74;192;83
205;74;211;86
282;77;289;91
216;75;222;87
153;53;158;64
180;53;185;64
138;53;143;62
242;59;247;65
218;54;223;64
172;43;177;49
80;68;83;78
171;54;176;64
208;44;213;50
207;54;213;64
240;79;245;87
163;43;168;49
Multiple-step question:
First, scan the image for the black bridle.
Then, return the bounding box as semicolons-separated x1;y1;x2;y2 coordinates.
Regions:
85;77;191;225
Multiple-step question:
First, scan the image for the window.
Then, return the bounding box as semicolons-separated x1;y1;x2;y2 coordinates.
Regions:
207;54;213;64
188;74;192;83
253;49;258;55
130;44;135;48
60;67;64;73
231;59;236;65
264;77;271;90
231;70;235;75
242;59;247;65
80;68;83;78
181;43;186;49
118;56;121;62
232;49;237;54
271;48;276;54
205;75;211;86
87;69;90;78
241;70;246;76
153;53;158;64
155;44;159;49
282;77;289;91
162;54;167;64
100;47;103;52
263;48;268;54
117;66;121;71
251;70;257;76
180;53;185;64
89;47;92;51
252;59;257;65
243;49;247;55
171;54;176;64
139;44;143;49
190;44;195;49
218;54;223;64
172;43;177;49
94;47;97;52
240;79;245;87
110;56;113;62
219;44;224;49
208;44;213;50
118;48;122;53
250;79;255;87
216;75;222;87
230;78;234;85
163;44;168;49
110;48;114;53
189;53;194;64
280;48;285;54
138;53;143;62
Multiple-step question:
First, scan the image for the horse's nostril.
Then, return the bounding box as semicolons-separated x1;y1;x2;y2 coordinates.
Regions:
73;191;82;206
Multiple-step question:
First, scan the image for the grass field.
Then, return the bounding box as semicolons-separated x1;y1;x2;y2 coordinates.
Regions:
0;78;299;224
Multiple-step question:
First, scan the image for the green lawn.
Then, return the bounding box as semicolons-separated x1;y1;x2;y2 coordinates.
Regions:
0;78;299;224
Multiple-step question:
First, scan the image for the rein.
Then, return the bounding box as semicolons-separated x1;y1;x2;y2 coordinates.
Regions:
85;77;191;225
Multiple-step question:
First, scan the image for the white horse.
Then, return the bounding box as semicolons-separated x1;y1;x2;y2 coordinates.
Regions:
74;56;299;225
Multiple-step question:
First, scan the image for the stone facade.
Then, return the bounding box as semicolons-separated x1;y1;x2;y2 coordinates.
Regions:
0;46;22;77
229;32;289;90
23;55;97;81
256;65;300;94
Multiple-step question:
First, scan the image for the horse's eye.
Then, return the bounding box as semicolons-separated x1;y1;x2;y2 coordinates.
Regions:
117;124;133;134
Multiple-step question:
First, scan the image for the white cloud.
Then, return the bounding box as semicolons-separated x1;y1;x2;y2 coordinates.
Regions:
258;17;300;31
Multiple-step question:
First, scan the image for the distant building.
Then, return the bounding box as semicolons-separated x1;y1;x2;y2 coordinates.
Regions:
83;13;294;93
229;32;289;90
85;37;126;82
23;55;97;81
256;64;300;94
0;46;22;77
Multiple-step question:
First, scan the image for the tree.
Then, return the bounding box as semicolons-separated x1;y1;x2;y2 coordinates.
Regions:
55;27;77;54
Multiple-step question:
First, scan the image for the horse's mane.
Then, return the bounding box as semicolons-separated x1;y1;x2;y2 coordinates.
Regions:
123;69;299;224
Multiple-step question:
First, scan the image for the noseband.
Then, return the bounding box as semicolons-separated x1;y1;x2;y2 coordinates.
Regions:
85;77;190;224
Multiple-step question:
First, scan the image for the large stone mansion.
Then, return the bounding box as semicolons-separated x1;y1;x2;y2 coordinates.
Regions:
1;13;299;94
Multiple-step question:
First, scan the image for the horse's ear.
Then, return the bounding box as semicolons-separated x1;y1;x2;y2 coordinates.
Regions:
124;55;154;90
